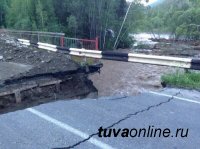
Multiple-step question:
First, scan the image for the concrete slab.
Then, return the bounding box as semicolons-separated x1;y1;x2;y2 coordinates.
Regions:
0;62;32;81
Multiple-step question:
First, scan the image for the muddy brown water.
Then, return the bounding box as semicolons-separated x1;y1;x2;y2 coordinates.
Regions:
90;60;177;97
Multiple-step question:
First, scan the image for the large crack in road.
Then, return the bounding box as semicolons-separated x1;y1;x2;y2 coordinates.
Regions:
56;92;180;149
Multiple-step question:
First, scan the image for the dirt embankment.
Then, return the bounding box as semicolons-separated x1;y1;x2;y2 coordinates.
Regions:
0;34;98;113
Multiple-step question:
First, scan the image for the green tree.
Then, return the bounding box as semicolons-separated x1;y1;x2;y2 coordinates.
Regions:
3;0;146;49
67;15;78;37
0;0;8;27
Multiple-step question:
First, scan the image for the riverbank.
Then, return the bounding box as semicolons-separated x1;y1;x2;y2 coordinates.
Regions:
132;33;200;58
161;71;200;90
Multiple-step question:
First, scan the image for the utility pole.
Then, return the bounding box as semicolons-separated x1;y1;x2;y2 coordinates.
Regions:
113;1;133;49
113;0;149;49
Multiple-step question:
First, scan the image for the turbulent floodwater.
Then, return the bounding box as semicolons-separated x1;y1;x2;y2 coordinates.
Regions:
130;33;173;46
90;33;181;97
90;60;175;97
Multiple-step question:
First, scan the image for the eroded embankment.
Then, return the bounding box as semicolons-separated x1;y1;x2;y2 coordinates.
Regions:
0;34;99;114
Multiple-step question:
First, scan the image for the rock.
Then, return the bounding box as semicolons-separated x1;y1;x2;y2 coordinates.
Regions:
6;56;13;60
26;55;34;59
46;59;52;63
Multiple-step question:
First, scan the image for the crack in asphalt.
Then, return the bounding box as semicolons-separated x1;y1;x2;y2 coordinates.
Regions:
53;92;180;149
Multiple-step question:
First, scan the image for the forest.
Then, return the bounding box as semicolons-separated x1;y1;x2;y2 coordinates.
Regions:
143;0;200;40
0;0;146;49
0;0;200;49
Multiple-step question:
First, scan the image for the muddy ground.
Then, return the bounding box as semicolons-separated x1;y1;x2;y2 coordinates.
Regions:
133;38;200;58
0;34;79;76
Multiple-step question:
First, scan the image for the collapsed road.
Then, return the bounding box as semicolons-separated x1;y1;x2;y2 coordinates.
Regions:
0;89;200;149
0;33;102;114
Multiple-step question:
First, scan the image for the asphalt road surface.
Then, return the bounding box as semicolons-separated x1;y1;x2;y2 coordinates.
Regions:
0;89;200;149
0;62;32;81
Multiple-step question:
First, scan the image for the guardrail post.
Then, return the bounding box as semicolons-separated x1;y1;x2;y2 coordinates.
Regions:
95;37;99;50
37;33;40;42
60;36;64;47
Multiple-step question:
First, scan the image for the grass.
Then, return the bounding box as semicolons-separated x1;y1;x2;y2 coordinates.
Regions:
161;71;200;90
71;56;100;66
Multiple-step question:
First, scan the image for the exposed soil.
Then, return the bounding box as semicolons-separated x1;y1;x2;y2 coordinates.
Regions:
151;38;200;46
0;33;99;113
0;74;97;114
133;38;200;58
0;34;79;76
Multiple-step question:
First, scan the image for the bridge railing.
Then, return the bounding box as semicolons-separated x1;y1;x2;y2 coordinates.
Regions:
63;37;98;50
4;29;99;50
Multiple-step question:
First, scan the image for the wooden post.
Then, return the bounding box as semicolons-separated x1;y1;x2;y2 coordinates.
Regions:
60;36;64;47
55;83;61;92
15;91;21;103
95;37;99;50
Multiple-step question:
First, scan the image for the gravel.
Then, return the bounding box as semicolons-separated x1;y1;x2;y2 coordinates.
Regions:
0;34;80;83
0;33;98;112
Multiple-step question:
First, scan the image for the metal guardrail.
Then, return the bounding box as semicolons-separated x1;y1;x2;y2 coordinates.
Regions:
63;37;98;50
5;29;65;36
5;29;99;50
18;39;200;70
4;29;65;47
